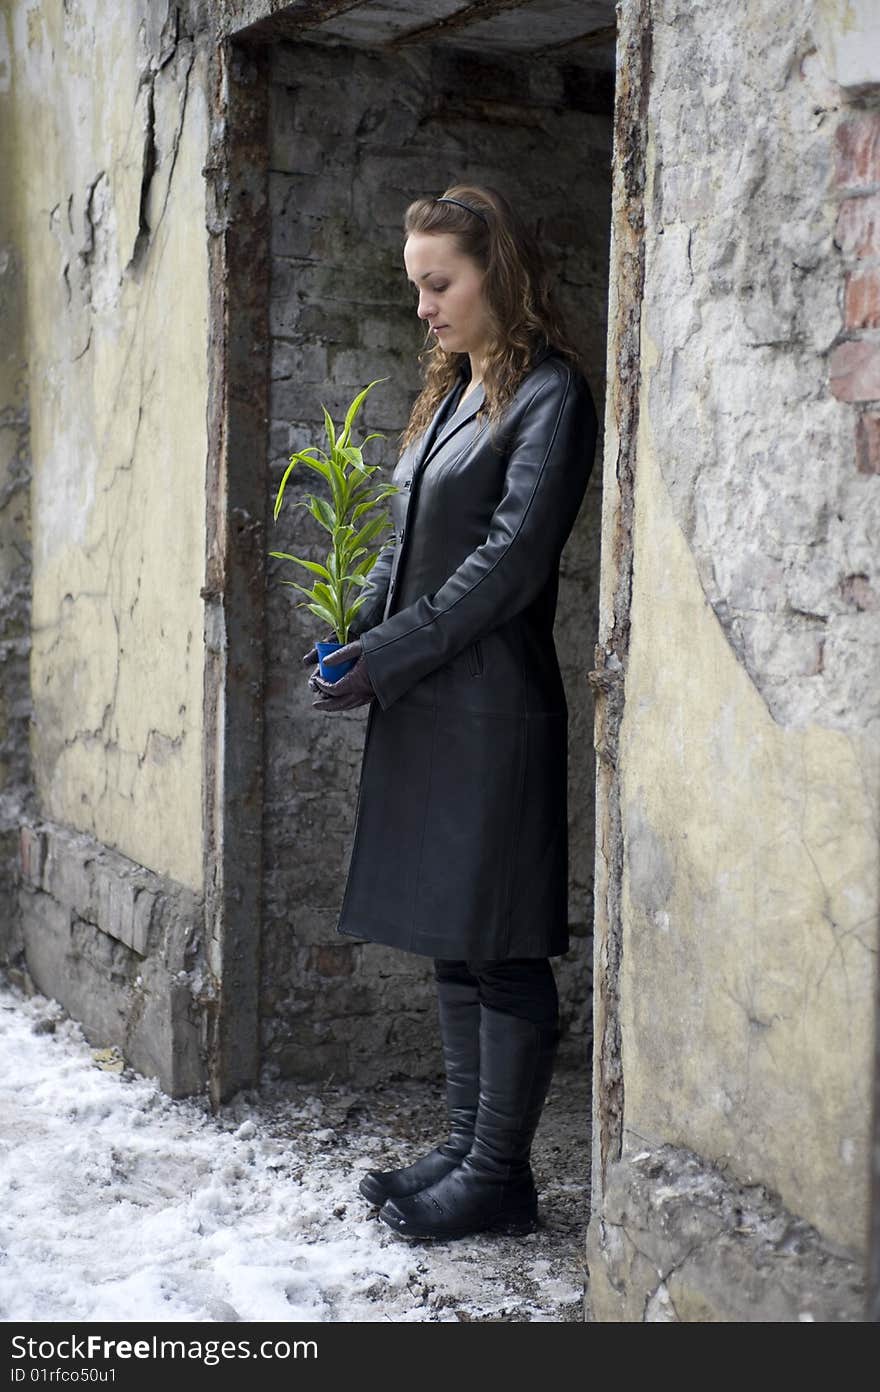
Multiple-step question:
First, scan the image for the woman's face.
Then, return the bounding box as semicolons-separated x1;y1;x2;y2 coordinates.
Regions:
404;231;492;359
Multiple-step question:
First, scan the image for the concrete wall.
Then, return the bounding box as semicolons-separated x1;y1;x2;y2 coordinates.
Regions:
260;36;612;1082
588;0;880;1320
8;0;209;892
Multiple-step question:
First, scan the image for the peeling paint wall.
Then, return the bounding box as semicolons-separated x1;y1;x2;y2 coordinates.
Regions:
261;37;612;1081
7;0;209;891
589;0;880;1318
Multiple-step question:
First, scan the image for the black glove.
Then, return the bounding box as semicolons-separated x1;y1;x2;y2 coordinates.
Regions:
309;640;376;712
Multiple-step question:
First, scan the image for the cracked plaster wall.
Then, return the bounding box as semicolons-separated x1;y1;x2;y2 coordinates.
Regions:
587;1144;864;1322
261;37;612;1080
615;0;879;1258
5;0;210;891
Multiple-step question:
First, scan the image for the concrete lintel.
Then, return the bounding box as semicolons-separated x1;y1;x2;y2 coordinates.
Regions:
217;0;371;43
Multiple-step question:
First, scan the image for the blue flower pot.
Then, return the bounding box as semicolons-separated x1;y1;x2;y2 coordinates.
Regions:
316;639;357;683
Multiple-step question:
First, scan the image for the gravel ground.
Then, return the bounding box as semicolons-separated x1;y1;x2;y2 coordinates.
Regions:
253;1064;592;1322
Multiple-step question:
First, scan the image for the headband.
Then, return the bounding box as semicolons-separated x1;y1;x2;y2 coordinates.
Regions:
435;196;489;225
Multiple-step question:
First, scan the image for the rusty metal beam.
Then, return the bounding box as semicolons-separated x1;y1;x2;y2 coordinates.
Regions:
540;21;618;54
220;0;370;43
386;0;534;49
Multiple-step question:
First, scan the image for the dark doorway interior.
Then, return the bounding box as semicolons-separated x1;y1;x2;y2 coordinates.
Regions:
248;3;617;1087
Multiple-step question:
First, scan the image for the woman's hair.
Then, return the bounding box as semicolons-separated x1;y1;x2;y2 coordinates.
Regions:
399;183;580;450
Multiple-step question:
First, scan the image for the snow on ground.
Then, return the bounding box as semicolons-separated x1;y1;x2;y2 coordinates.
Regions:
0;977;591;1323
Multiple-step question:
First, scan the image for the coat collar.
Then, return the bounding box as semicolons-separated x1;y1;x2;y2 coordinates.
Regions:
412;344;554;477
411;374;481;477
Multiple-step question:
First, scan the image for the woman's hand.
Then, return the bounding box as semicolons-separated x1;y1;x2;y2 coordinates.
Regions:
309;640;376;712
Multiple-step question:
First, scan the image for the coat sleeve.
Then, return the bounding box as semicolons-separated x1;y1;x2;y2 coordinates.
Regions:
359;363;598;711
347;535;396;639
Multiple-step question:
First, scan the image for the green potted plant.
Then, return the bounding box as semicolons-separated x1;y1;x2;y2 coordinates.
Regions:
270;377;399;682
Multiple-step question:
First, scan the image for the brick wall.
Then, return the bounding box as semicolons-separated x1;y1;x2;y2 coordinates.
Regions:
831;111;880;469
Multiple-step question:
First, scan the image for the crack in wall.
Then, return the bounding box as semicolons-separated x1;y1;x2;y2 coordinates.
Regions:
589;1142;865;1320
127;82;157;275
127;8;194;278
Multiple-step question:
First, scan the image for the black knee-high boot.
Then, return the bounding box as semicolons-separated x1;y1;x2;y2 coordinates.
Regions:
358;976;480;1206
377;1004;559;1240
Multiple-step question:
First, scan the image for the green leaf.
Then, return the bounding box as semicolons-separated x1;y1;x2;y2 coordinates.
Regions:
349;550;380;578
339;546;362;573
334;522;356;548
303;600;339;629
346;475;391;510
350;514;388;549
322;405;337;451
294;453;335;486
351;498;378;522
269;552;332;580
351;489;397;521
283;581;323;602
338;377;388;450
345;594;371;621
306;495;337;532
273;458;299;521
312;581;338;610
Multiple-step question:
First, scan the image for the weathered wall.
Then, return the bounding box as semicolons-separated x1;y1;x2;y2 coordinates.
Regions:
1;0;214;1096
261;37;612;1081
588;0;879;1320
0;1;33;973
8;0;209;891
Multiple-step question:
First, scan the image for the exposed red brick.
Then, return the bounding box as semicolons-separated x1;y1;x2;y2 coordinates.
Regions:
309;944;355;976
835;193;880;259
844;267;880;329
18;825;41;885
829;338;880;401
834;112;880;192
855;412;880;473
840;573;878;610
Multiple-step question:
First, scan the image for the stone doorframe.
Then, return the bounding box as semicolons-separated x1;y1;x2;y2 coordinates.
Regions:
205;0;620;1106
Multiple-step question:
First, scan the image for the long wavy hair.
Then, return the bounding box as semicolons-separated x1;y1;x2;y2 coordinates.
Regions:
399;183;581;450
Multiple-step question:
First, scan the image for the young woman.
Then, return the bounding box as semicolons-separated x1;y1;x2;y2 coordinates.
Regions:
304;184;599;1241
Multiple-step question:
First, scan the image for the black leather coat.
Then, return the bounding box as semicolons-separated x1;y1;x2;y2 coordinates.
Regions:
336;346;598;959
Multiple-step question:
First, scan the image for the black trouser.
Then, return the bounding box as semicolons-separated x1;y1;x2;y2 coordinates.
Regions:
433;957;559;1030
